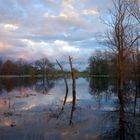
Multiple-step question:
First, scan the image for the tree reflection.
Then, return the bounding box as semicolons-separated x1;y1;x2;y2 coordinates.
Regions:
102;87;139;140
69;97;76;125
35;78;55;95
118;89;125;140
89;77;117;109
0;78;37;92
0;78;55;95
57;92;76;125
89;77;117;96
89;77;109;94
89;77;139;140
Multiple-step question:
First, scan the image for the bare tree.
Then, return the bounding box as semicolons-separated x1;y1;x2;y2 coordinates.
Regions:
35;58;53;78
127;0;140;23
56;59;68;107
0;58;3;75
106;0;140;90
69;56;77;125
69;56;76;108
56;57;77;124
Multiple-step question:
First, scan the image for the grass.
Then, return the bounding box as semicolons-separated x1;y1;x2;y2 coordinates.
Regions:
0;73;111;78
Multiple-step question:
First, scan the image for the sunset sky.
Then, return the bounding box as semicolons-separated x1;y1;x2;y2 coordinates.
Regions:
0;0;112;70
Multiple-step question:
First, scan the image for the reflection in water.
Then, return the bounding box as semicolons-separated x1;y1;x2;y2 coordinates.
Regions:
133;78;138;117
0;77;55;114
89;77;117;110
69;98;76;125
0;78;55;94
89;77;109;93
57;75;76;125
118;89;125;140
0;78;36;93
0;77;139;140
57;91;76;125
35;78;55;95
89;77;140;140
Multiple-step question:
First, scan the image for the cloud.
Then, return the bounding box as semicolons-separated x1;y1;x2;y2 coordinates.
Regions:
83;9;99;16
0;0;112;70
20;39;81;61
0;42;9;52
3;24;19;31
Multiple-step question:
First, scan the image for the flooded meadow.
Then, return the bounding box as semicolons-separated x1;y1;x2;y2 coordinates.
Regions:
0;77;139;140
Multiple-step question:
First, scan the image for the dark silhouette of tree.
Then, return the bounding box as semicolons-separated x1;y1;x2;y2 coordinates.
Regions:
56;59;68;107
1;60;17;75
127;0;140;23
0;57;56;76
88;50;112;76
35;58;55;78
16;58;27;75
35;79;55;95
106;0;140;90
0;58;3;75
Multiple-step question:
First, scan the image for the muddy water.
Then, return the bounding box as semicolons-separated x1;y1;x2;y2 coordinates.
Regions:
0;77;139;140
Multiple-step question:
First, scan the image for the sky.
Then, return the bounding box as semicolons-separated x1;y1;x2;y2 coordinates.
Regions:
0;0;112;70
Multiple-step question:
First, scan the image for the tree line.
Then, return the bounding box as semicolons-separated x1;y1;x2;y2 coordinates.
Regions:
88;1;140;138
88;0;140;90
88;50;140;77
0;58;56;76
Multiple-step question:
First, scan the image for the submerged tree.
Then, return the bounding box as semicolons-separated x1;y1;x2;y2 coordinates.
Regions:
56;59;68;107
104;1;140;139
106;0;140;89
0;58;3;75
88;50;112;76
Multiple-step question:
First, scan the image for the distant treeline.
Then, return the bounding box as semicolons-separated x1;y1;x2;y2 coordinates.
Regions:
1;49;140;78
0;58;57;76
88;50;140;77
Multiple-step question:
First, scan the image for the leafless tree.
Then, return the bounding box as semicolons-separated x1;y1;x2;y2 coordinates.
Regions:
69;56;76;108
69;56;77;125
127;0;140;23
56;59;68;107
0;58;3;75
106;0;140;90
35;58;54;78
56;57;77;124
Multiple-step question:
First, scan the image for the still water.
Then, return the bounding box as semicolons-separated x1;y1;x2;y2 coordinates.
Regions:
0;77;139;140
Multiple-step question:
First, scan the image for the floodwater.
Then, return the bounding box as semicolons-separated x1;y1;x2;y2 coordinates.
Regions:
0;77;139;140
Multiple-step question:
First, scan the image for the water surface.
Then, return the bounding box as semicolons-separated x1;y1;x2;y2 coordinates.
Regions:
0;77;139;140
